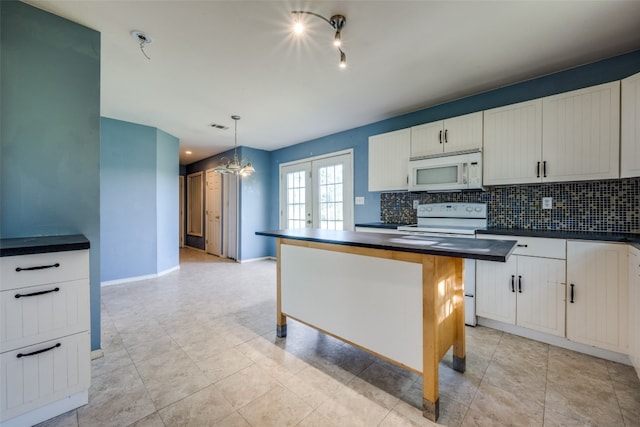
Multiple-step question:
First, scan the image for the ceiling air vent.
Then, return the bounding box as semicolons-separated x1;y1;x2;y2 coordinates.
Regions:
210;123;229;130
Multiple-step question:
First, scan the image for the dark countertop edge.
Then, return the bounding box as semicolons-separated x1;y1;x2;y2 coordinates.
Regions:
478;228;640;246
0;234;90;257
355;223;407;229
256;230;515;262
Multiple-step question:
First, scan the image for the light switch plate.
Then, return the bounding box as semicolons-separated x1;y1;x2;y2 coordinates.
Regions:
355;196;365;205
413;200;419;209
542;197;553;209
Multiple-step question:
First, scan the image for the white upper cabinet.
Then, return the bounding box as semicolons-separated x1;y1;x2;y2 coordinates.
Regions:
483;99;543;185
483;81;621;186
621;71;640;178
542;81;620;182
410;112;482;158
368;128;410;192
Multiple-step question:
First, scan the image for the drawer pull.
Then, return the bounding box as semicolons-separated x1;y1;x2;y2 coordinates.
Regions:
516;244;528;248
15;287;60;299
570;284;575;303
17;342;61;358
16;263;60;272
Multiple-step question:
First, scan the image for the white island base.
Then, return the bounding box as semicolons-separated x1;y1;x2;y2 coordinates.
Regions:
275;238;466;421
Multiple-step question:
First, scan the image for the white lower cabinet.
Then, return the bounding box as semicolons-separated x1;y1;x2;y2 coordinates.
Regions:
566;241;628;354
627;246;640;374
476;235;566;336
0;244;90;427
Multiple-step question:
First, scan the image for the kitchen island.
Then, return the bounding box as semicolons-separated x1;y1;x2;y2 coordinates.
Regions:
255;229;516;421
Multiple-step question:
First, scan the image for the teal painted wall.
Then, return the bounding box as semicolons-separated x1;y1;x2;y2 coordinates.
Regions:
0;1;102;350
156;128;180;273
100;118;179;282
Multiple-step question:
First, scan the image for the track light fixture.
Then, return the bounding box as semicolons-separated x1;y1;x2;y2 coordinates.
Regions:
291;11;347;68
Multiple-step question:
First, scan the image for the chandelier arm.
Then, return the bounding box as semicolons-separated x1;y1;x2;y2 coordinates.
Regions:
291;11;333;27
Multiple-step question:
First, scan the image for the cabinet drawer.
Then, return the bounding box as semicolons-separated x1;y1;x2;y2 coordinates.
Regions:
1;279;89;352
0;332;90;422
480;235;566;259
0;250;89;291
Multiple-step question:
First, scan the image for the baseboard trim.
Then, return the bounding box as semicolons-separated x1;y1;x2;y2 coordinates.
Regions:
238;256;276;263
101;265;180;287
477;317;631;365
91;349;104;360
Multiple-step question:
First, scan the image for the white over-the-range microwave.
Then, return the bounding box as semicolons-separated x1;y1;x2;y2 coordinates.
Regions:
408;150;483;192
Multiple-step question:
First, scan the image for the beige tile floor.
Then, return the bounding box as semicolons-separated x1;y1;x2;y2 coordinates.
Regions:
37;248;640;427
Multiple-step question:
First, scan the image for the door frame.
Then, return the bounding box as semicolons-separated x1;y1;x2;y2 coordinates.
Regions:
279;149;354;230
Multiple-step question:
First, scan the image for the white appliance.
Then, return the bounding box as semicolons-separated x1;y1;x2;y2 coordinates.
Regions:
408;150;483;192
397;202;487;326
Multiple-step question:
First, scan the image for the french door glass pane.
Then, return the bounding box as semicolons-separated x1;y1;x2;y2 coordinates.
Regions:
318;164;344;230
287;171;306;228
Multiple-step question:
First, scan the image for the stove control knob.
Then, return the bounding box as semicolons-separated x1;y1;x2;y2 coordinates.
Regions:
474;207;482;212
466;207;473;212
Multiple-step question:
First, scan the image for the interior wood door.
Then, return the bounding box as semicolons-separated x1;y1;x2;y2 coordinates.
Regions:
205;169;222;256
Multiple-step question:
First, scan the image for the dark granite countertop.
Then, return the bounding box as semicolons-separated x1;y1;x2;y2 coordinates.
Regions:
477;228;640;249
256;229;516;262
355;222;407;229
0;234;90;257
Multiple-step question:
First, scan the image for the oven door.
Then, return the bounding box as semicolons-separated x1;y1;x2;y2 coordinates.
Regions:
397;229;477;326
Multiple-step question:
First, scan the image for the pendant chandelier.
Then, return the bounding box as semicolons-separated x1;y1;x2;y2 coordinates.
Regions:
214;115;255;176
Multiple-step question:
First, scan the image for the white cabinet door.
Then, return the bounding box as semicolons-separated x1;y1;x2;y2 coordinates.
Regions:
476;257;517;325
368;129;410;191
621;71;640;178
567;241;628;353
410;112;482;158
542;81;620;182
483;99;543;185
629;246;640;372
443;111;483;153
410;121;444;158
516;257;566;336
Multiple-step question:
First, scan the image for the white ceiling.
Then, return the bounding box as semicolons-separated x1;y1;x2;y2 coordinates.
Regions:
24;0;640;165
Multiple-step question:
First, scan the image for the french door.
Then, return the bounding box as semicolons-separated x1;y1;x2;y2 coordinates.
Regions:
280;151;353;230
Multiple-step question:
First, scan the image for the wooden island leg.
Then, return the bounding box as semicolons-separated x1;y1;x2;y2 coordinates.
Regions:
276;238;287;337
422;255;466;421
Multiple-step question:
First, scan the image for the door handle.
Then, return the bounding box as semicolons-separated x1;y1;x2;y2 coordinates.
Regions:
518;275;522;293
543;160;547;178
444;129;448;143
536;161;540;178
439;130;443;144
511;275;515;293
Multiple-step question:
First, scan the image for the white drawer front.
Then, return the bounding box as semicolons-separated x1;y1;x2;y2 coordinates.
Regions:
0;250;89;291
0;332;90;421
1;279;89;352
480;235;566;259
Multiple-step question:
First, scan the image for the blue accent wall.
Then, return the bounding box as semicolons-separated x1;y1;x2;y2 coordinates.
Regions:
264;50;640;257
156;128;180;272
100;118;179;282
0;1;102;350
238;147;272;260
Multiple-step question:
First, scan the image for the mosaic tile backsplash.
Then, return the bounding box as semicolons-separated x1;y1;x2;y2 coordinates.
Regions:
380;178;640;233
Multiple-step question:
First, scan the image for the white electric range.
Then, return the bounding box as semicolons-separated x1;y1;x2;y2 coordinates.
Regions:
397;202;488;326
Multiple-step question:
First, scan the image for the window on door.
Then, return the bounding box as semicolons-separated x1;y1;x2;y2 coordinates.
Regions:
279;151;353;230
